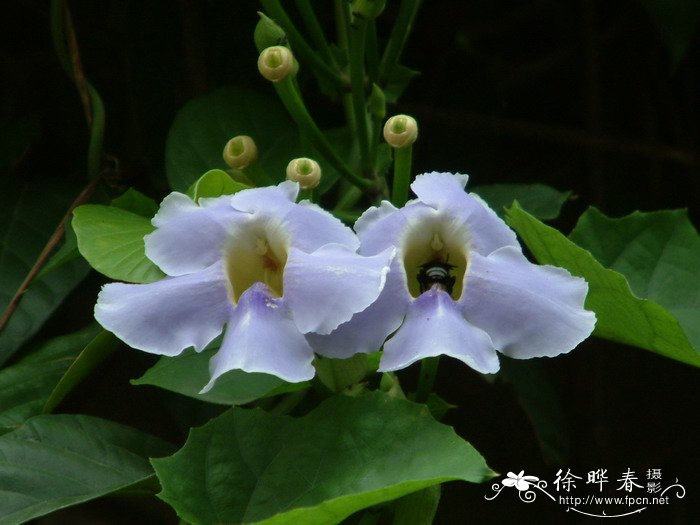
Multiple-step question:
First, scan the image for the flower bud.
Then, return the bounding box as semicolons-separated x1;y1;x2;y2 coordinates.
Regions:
351;0;386;20
383;115;418;148
258;46;295;82
286;157;321;189
369;83;386;121
254;12;286;53
223;135;258;170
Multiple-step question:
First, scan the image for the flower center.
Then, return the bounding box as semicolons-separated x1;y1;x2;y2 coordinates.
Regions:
224;219;289;302
401;215;470;300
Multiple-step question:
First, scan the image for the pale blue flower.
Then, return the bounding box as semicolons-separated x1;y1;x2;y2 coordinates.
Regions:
308;172;596;373
95;181;394;390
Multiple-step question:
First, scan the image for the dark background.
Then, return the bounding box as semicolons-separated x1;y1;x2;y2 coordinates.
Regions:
2;1;699;523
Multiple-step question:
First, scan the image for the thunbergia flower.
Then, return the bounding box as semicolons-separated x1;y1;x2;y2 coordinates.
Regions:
307;172;596;373
95;181;394;390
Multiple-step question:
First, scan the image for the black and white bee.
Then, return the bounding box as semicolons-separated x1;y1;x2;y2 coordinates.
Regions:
417;260;457;295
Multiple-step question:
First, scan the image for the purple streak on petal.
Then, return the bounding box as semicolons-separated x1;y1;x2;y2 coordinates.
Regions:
380;287;499;373
201;283;315;391
145;192;240;276
461;246;596;359
95;262;231;356
411;172;519;255
306;259;411;358
284;244;395;334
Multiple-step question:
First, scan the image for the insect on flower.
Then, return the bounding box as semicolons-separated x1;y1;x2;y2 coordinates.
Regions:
307;172;596;374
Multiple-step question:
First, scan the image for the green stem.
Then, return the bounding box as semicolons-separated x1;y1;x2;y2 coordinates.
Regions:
85;83;105;179
261;0;344;91
366;20;380;82
334;184;364;211
379;0;421;84
274;78;372;191
294;0;336;66
391;145;413;206
349;17;372;174
268;389;308;416
415;356;439;403
51;0;105;181
332;209;362;224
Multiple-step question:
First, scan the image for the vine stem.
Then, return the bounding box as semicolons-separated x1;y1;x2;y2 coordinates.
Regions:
0;177;101;335
0;0;106;336
379;0;422;84
274;77;373;191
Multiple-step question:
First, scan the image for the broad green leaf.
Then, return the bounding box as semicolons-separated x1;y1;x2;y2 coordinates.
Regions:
0;181;89;365
569;208;700;351
152;392;495;525
0;414;173;524
640;0;700;68
473;183;570;220
0;325;100;434
111;188;159;217
506;204;700;367
165;86;301;191
132;347;304;405
43;331;121;414
185;169;249;202
72;204;164;284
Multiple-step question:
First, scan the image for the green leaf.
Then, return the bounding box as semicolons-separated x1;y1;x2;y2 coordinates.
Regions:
43;331;121;414
0;325;100;434
111;188;159;217
165;86;301;192
185;169;250;202
569;208;700;352
0;414;173;524
132;346;304;405
0;181;89;365
640;0;700;68
72;204;164;284
505;204;700;367
473;183;571;220
152;392;495;525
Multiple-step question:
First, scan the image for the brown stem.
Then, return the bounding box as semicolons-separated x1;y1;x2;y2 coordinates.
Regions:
0;3;105;337
0;177;101;334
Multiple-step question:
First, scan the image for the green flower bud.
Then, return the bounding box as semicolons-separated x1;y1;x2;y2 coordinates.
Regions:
383;115;418;148
369;83;386;121
351;0;387;20
286;157;321;189
258;45;295;82
254;12;287;53
223;135;258;170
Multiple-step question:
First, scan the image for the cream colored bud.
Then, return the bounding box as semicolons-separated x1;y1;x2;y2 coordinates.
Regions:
286;157;321;189
223;135;258;170
258;46;295;82
383;114;418;148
